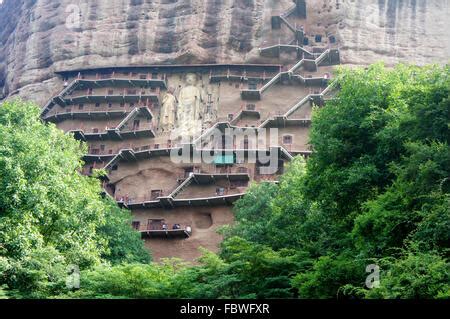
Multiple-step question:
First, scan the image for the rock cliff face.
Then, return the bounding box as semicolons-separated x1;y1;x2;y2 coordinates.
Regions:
334;0;450;66
0;0;449;104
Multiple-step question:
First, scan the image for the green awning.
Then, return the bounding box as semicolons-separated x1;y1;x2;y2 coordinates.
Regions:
214;154;235;165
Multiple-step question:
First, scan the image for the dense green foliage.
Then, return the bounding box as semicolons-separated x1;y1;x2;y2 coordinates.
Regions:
0;100;150;298
294;64;450;298
1;63;448;299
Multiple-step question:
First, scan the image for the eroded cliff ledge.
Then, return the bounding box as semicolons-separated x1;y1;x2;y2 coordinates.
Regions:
0;0;449;104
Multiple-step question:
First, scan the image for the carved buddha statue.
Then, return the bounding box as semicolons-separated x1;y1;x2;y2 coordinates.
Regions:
176;73;205;139
160;88;177;132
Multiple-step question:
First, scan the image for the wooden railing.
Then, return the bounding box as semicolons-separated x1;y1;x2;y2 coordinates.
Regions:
78;72;167;82
136;224;191;232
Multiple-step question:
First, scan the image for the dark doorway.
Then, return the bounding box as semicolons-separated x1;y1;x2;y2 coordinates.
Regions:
148;219;164;230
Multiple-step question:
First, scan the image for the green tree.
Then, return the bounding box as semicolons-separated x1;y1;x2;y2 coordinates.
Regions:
63;259;187;299
99;199;151;265
304;64;449;218
0;99;149;298
365;250;450;299
291;253;366;299
223;181;278;245
353;142;450;256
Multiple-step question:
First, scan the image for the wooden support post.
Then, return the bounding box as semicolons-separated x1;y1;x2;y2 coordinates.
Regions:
295;29;304;46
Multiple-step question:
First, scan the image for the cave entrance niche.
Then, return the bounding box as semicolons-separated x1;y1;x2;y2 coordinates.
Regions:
194;212;213;229
148;218;165;230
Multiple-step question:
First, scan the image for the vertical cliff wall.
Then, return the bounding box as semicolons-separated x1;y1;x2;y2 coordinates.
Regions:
0;0;449;105
336;0;450;66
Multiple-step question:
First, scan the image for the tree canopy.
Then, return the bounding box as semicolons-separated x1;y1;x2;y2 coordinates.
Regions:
0;100;150;298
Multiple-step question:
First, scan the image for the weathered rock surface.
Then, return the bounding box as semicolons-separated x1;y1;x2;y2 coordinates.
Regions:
0;0;449;105
332;0;450;66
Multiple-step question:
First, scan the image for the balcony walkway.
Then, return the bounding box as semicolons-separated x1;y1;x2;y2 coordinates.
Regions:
140;229;191;239
118;193;246;209
43;109;128;123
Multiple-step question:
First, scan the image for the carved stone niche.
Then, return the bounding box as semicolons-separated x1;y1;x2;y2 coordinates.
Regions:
168;73;218;142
